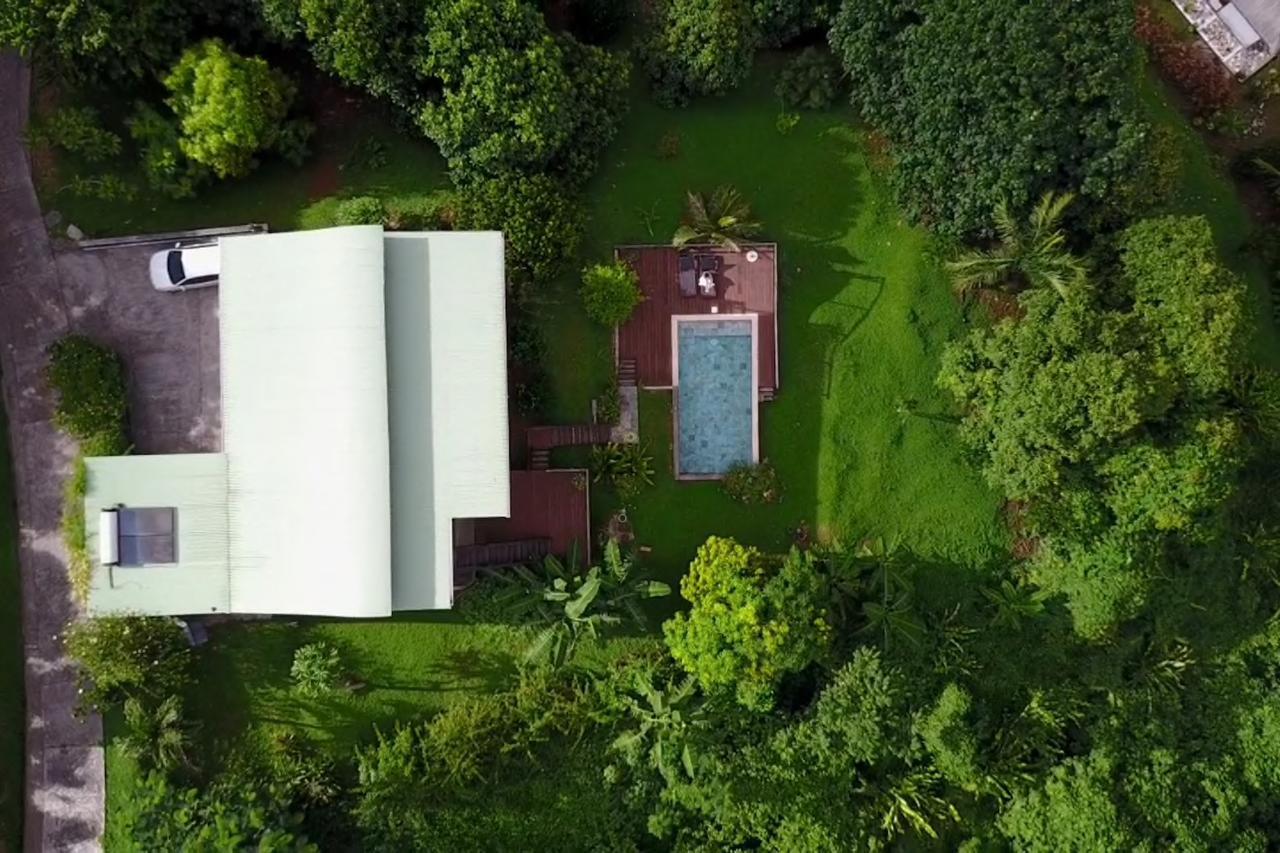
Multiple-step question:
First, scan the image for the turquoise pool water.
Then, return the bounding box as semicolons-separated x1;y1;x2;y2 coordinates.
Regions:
676;319;755;477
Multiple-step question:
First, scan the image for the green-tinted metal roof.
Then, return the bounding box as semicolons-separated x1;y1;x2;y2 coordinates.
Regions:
85;227;509;618
85;454;230;614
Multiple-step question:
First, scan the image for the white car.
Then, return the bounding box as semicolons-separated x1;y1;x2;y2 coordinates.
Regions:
149;243;219;292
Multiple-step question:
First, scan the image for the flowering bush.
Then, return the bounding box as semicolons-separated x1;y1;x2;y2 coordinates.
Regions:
65;616;191;710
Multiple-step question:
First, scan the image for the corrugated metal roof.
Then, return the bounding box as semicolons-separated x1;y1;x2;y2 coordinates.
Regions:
220;226;393;617
85;454;230;614
1235;0;1280;47
385;232;509;611
85;227;510;618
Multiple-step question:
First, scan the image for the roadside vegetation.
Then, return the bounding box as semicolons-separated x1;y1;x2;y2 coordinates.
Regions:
7;0;1280;848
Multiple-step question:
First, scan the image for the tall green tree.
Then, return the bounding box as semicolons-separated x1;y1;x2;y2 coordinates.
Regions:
830;0;1147;236
419;0;629;184
946;191;1086;300
664;538;833;710
161;39;311;180
939;216;1252;636
644;0;758;105
1;0;193;79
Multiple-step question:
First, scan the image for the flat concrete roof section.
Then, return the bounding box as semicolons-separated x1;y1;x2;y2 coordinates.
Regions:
85;226;509;617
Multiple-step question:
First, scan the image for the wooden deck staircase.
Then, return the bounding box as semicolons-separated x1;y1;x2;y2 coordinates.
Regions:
617;358;638;387
759;386;776;403
529;448;550;470
455;538;551;571
526;424;613;450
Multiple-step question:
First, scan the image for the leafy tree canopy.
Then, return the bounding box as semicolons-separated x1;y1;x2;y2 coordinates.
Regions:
939;215;1254;636
829;0;1148;236
163;39;311;180
664;537;833;710
1;0;193;79
644;0;758;106
419;0;629;184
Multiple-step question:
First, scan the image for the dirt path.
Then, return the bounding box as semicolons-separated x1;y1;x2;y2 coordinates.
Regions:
0;51;104;853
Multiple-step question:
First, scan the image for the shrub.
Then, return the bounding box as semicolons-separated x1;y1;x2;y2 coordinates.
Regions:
515;370;551;416
333;195;387;226
580;261;645;327
385;191;458;230
597;378;622;424
508;313;548;366
27;107;121;162
63;173;137;202
128;104;207;200
1136;5;1235;117
775;47;842;109
291;642;343;697
663;538;832;710
119;695;196;773
457;175;585;286
590;442;655;500
722;461;782;504
645;0;759;106
47;335;128;452
62;455;92;604
65;616;192;710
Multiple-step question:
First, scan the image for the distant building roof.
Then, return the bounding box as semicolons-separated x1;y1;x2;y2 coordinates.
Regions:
1171;0;1279;78
85;226;508;618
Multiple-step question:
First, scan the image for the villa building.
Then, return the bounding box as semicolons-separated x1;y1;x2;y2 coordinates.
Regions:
85;226;517;618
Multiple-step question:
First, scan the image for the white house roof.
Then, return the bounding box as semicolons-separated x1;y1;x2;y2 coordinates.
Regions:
85;226;508;618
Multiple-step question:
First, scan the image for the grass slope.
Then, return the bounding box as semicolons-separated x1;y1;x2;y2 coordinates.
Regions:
553;63;1006;585
0;413;23;851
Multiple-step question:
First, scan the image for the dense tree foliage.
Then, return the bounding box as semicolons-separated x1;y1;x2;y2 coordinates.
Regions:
664;538;833;710
940;216;1254;636
0;0;193;79
419;0;628;184
260;0;425;110
162;39;310;180
829;0;1148;236
644;0;758;105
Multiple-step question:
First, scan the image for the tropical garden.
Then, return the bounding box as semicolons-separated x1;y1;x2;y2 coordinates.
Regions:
4;0;1280;849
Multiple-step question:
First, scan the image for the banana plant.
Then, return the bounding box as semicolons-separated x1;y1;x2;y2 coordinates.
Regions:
610;672;707;785
495;540;671;668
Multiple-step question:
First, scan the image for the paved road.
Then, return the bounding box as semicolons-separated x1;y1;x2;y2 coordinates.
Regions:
0;52;104;852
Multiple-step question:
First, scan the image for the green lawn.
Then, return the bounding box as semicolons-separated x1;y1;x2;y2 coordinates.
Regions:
548;62;1007;586
0;412;24;850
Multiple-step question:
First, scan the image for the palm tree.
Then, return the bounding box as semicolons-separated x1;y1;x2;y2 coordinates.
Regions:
672;185;761;251
495;540;671;667
946;191;1085;300
119;695;197;773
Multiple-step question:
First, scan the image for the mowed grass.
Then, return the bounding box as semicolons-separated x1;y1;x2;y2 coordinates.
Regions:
0;412;23;850
558;62;1007;586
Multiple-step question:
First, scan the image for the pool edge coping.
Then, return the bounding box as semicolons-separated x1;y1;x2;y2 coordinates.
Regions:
669;313;760;481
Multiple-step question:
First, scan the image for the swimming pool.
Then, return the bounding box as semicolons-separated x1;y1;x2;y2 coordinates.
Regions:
673;317;757;478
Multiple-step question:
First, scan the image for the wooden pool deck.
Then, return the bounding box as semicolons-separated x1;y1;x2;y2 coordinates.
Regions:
456;469;592;568
614;244;779;392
